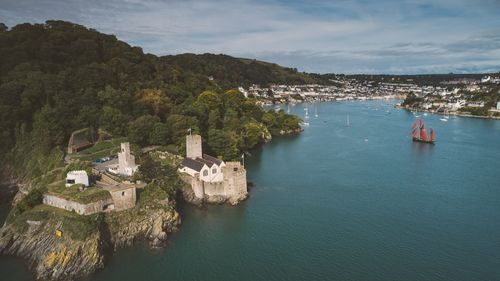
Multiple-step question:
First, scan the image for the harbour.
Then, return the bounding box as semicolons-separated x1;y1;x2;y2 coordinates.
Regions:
2;100;500;281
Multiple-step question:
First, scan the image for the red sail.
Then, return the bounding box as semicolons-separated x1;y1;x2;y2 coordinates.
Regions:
413;128;419;139
430;128;435;141
420;124;428;141
412;120;418;130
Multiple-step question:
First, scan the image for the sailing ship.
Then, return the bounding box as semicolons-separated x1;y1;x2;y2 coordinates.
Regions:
411;117;435;144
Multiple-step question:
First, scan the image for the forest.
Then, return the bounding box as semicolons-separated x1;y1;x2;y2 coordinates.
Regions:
0;20;306;179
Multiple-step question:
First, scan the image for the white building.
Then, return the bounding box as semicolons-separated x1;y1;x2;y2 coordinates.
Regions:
65;170;89;187
497;101;500;110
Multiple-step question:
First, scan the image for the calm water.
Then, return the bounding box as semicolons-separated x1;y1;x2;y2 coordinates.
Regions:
2;100;500;281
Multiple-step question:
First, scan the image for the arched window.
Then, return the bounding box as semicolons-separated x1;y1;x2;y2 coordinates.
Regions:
212;168;217;174
203;170;208;177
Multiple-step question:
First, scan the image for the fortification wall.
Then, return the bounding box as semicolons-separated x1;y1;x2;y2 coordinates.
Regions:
203;181;225;197
179;173;204;199
43;194;114;215
109;187;136;211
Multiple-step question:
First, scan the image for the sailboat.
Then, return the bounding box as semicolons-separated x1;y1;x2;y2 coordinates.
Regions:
314;106;319;118
346;114;350;127
304;108;309;119
411;117;435;144
440;109;449;122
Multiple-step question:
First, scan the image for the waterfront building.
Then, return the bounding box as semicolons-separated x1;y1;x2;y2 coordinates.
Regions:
178;134;247;204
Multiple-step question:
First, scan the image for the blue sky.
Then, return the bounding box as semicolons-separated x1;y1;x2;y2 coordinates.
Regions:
1;0;500;74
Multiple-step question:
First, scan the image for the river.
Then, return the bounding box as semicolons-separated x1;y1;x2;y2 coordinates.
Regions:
2;100;500;281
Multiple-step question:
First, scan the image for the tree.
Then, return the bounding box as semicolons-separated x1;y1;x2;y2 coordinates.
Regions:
149;122;170;145
128;115;160;145
99;106;128;136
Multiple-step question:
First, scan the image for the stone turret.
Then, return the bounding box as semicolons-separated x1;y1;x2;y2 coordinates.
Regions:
222;162;248;204
117;142;138;176
186;134;202;159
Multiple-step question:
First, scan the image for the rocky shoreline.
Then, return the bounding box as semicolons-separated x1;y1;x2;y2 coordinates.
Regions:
395;105;500;120
0;183;181;281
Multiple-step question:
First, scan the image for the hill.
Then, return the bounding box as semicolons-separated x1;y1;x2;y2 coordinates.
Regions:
0;20;303;179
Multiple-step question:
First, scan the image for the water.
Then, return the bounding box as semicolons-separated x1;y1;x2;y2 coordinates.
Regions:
2;100;500;281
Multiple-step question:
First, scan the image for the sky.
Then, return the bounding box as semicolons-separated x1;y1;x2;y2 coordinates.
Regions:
1;0;500;74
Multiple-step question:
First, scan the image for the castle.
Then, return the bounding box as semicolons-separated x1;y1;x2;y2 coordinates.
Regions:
178;134;248;205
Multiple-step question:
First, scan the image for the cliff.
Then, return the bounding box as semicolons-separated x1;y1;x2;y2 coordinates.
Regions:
0;200;180;281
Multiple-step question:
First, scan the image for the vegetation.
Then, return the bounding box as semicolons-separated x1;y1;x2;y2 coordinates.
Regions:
47;182;111;204
0;20;302;181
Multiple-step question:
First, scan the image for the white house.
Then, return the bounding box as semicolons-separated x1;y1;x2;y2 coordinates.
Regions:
65;170;89;187
468;101;485;108
179;154;225;183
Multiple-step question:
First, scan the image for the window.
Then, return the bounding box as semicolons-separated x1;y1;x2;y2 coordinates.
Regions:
67;179;75;184
233;168;238;172
122;191;125;196
212;168;217;174
203;170;208;176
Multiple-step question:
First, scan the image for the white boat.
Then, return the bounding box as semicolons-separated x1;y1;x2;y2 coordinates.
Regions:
300;122;310;127
304;108;309;119
347;114;350;126
314;106;319;118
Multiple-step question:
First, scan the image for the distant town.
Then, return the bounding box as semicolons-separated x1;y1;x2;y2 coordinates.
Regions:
238;74;500;118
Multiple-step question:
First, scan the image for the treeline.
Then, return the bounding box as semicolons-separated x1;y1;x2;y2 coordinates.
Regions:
0;20;301;177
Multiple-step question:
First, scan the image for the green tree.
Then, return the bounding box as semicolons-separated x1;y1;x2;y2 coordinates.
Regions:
128;115;160;145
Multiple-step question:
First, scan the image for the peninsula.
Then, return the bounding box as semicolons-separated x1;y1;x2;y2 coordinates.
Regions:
0;21;302;281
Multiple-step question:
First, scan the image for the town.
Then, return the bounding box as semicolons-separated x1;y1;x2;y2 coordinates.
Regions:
238;74;500;118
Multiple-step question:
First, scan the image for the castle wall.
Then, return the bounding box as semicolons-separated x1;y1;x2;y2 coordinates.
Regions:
186;135;202;159
43;194;114;215
179;173;205;199
204;181;225;196
109;187;136;211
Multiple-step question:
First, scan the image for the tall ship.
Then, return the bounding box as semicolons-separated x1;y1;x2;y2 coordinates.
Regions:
411;118;435;144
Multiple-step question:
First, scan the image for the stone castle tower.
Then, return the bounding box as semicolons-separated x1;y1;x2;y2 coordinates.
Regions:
186;134;202;159
117;142;137;176
222;162;248;203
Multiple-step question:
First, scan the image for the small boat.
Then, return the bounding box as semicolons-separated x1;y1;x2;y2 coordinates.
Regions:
346;114;350;127
304;108;309;119
314;107;319;118
300;122;310;127
411;117;435;144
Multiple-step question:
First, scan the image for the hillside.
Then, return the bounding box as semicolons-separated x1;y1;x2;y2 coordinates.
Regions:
162;53;325;88
0;20;303;179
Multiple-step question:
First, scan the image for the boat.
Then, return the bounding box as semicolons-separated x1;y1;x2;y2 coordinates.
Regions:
314;106;319;118
304;108;309;119
346;114;350;127
440;109;449;122
411;118;435;144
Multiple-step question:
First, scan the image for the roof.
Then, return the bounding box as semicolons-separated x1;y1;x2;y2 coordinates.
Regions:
203;154;223;166
181;158;205;172
195;157;216;168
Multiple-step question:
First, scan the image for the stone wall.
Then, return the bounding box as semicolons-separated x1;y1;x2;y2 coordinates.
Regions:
108;187;136;211
43;194;114;215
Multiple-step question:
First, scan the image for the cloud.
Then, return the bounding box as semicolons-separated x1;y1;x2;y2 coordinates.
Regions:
1;0;499;74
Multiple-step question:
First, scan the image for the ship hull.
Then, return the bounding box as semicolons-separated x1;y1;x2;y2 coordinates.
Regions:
412;137;435;144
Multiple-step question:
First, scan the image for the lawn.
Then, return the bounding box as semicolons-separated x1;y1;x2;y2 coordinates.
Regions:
47;181;111;204
71;137;127;161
